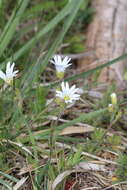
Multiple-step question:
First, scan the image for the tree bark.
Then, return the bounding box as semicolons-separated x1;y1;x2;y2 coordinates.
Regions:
80;0;127;87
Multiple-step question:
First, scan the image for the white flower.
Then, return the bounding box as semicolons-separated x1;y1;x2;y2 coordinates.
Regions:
0;62;18;85
56;82;80;104
50;55;72;73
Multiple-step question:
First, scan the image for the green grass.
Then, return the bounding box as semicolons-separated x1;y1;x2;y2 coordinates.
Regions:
0;0;127;189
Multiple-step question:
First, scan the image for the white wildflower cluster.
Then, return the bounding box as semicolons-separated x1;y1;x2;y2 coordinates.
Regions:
0;62;18;85
0;56;80;106
51;55;80;105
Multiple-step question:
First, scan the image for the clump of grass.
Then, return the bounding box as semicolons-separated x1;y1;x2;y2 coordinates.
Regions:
116;153;127;181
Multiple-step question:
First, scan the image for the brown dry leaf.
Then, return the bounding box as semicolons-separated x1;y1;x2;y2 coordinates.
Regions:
81;187;102;190
60;125;94;135
2;139;32;155
28;123;94;137
52;170;73;190
13;177;28;190
18;165;33;175
47;180;53;190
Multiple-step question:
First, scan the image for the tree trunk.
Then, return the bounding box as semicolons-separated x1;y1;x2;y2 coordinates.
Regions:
80;0;127;87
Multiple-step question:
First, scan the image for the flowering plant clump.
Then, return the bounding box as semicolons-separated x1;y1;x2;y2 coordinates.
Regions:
56;81;80;104
0;62;18;85
50;55;71;79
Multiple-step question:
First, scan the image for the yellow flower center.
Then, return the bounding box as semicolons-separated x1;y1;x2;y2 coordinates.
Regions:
64;95;70;101
6;78;13;85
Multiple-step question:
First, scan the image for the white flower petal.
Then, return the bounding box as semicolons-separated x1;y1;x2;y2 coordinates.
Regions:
10;62;15;72
0;71;6;81
70;85;76;92
63;57;71;65
13;70;18;76
61;82;65;92
64;63;72;68
50;60;55;64
51;55;71;73
6;62;11;72
65;82;69;92
58;56;61;64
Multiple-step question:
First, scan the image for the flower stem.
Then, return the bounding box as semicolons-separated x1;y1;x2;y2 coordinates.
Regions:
49;108;64;161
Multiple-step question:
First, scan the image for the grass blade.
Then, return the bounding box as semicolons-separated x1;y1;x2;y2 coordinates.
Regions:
0;171;18;183
0;0;30;56
45;53;127;88
66;53;127;81
0;179;12;190
3;1;73;64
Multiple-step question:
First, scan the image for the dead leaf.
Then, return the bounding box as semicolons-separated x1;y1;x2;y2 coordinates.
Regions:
52;170;73;190
13;177;28;190
76;162;106;172
60;126;94;135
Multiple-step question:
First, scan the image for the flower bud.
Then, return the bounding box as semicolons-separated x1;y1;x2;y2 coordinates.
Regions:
108;104;114;112
110;93;117;105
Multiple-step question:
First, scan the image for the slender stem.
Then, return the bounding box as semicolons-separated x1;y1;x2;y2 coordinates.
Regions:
49;108;64;161
13;78;15;91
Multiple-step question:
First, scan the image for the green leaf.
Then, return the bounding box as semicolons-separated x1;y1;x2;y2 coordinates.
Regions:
34;87;47;113
0;171;18;183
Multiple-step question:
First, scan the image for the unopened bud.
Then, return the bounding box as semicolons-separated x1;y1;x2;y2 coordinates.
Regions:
108;104;114;112
110;93;117;105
